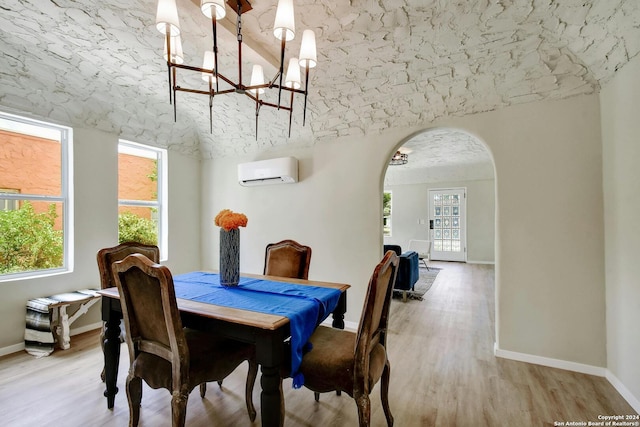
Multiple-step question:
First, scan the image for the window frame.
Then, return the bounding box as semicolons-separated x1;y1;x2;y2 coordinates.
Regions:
0;188;20;211
0;111;74;281
117;140;168;260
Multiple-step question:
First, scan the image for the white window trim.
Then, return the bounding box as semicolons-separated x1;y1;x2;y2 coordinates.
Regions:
0;112;74;282
118;140;168;261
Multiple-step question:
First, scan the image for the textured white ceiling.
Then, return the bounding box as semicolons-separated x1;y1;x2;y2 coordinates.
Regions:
384;128;495;184
1;0;639;165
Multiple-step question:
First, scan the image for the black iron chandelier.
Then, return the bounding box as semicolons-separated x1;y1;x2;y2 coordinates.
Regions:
156;0;317;138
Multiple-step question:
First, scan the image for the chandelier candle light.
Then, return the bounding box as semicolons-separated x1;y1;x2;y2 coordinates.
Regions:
156;0;318;138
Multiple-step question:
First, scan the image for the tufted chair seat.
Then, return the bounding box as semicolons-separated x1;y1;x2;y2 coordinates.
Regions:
299;327;388;394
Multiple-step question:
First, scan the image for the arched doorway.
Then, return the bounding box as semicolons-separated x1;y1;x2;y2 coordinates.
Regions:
383;127;496;265
381;126;498;340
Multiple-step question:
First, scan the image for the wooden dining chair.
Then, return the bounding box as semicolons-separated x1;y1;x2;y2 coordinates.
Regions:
112;253;258;427
98;241;160;289
97;241;160;381
263;239;312;280
298;250;399;426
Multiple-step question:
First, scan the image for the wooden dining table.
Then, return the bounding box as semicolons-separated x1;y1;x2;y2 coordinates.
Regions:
98;271;350;427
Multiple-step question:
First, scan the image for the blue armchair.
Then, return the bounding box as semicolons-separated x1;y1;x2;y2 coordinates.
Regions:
383;245;419;302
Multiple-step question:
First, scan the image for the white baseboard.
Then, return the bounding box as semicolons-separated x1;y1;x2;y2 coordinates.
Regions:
606;370;640;413
466;260;495;265
494;344;607;377
70;321;103;336
320;318;358;332
343;320;358;331
495;343;640;413
0;322;102;358
0;343;25;357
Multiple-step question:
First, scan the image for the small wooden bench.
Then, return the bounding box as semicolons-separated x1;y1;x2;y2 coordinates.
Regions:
24;289;101;357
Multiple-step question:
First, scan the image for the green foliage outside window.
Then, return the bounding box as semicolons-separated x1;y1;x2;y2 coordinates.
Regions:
383;191;392;236
118;211;158;246
0;202;63;274
383;192;391;216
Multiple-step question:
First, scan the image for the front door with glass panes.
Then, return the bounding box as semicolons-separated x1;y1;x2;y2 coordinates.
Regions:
429;188;466;262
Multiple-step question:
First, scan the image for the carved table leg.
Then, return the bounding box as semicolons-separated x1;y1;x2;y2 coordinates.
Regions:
260;365;284;427
332;292;346;398
103;304;121;409
256;330;286;427
332;292;347;329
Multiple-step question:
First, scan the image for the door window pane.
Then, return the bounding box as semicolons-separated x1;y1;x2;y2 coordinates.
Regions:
429;188;465;258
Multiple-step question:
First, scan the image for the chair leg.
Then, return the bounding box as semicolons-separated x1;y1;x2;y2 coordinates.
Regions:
126;375;142;427
402;291;407;303
381;360;394;426
355;392;371;427
217;380;223;389
171;391;189;427
199;383;207;398
314;391;320;402
245;360;258;422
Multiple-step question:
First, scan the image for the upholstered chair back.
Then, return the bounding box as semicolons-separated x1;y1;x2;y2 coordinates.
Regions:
263;239;312;280
97;242;160;290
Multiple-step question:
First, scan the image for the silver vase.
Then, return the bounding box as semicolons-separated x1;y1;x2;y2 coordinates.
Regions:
220;228;240;286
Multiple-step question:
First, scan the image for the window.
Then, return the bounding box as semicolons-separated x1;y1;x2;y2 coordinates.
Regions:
383;191;392;236
118;140;167;259
0;112;73;280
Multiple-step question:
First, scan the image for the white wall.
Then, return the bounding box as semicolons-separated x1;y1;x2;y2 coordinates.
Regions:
384;179;495;263
0;126;201;351
202;141;384;325
203;94;607;369
0;92;609;389
470;96;605;367
601;53;640;408
165;151;202;275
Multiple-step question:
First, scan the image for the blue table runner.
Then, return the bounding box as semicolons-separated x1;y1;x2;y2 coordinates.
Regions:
172;271;342;388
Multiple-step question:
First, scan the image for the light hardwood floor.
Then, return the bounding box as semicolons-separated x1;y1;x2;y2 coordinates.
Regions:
0;262;635;426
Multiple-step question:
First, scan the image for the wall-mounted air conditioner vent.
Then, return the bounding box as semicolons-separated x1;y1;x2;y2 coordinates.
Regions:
238;157;298;187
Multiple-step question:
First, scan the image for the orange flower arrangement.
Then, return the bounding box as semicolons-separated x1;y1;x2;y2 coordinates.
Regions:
214;209;248;231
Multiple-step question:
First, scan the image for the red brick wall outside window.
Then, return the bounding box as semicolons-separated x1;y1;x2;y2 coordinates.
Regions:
118;153;157;219
0;130;156;226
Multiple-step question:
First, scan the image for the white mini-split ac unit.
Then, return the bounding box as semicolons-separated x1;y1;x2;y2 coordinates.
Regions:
237;157;298;186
